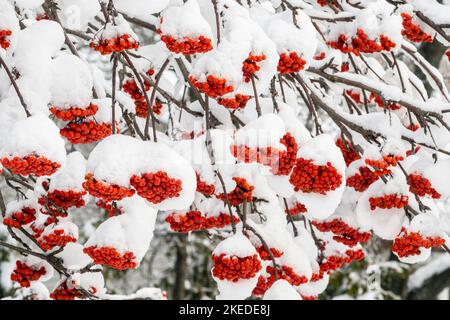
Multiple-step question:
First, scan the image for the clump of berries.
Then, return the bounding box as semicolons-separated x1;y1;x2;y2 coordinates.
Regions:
3;207;36;228
216;177;254;206
1;155;61;177
160;34;213;55
328;29;395;56
212;253;262;282
0;29;12;49
189;75;234;98
217;94;251;110
401;13;433;43
60;121;114;145
10;261;46;288
392;228;445;258
369;194;409;210
242;54;266;83
408;174;441;199
130;171;182;204
83;173;135;202
50;103;98;121
312;219;371;247
90;34;139;55
289;158;342;194
277;52;306;74
83;246;137;270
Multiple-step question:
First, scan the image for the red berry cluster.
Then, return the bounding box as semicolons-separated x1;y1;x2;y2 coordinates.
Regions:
289;158;342;194
255;246;283;261
406;123;420;132
392;228;445;258
277;52;307;74
130;171;182;204
346;89;362;104
312;219;371;247
370;93;402;110
39;189;86;212
314;52;326;60
135;98;163;118
123;78;150;100
196;173;215;196
266;265;308;286
83;246;137;270
30;216;56;239
341;62;350;72
369;194;409;210
329;29;395;56
1;155;61;177
288;201;307;216
242;54;266;83
160;34;213;55
189;75;234;98
60;121;113;144
232;133;298;176
10;261;46;288
212;253;262;282
336;138;361;166
365;154;404;170
166;210;239;233
90;34;139;55
0;29;12;49
96;199;123;217
50;280;83;300
346;166;388;192
3;207;36;228
401;13;433;43
408;174;441;199
217;94;251;110
216;177;254;206
50;103;98;121
83;173;135;202
318;249;365;278
38;229;77;251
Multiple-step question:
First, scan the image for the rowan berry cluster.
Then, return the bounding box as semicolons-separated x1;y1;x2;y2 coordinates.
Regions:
160;34;213;55
365;154;404;170
166;210;239;233
346;90;362;104
50;103;98;121
189;75;234;98
135;98;163;118
90;34;139;55
401;13;433;43
329;29;395;56
242;54;266;83
196;174;215;196
38;229;77;251
96;200;123;217
1;155;61;177
39;189;86;212
289;158;342;194
83;173;135;202
336;138;361;167
130;171;182;204
60;121;114;145
83;246;138;270
217;94;251;110
212;253;262;282
369;194;409;210
255;246;283;261
277;52;307;74
346;166;387;192
287;201;307;216
10;261;46;288
216;177;254;206
392;228;445;257
408;174;441;199
312;219;372;247
370;93;402;110
50;280;83;300
3;207;36;228
0;29;12;49
266;265;309;286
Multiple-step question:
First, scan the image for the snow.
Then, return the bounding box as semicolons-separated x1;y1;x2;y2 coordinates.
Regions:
160;0;213;40
49;53;93;109
0;114;67;165
408;254;450;290
213;232;257;257
47;151;87;192
57;0;101;31
85;195;157;266
113;0;170;18
263;279;301;300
